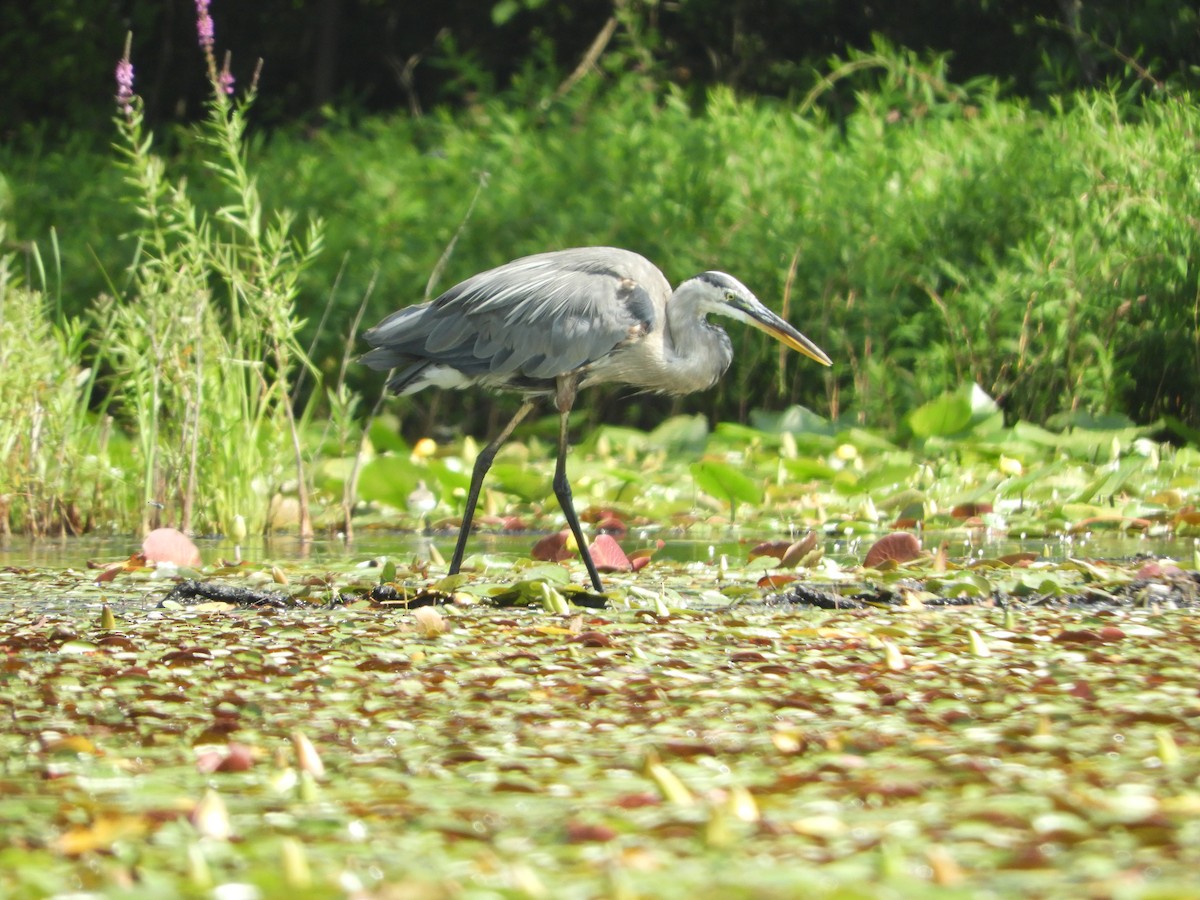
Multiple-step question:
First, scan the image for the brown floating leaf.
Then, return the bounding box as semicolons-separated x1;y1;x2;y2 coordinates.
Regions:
950;502;993;519
1054;629;1104;644
94;563;125;583
572;631;613;647
758;573;798;590
863;532;922;569
94;555;147;583
1136;561;1183;580
628;540;664;573
218;743;255;772
1070;515;1152;533
613;792;661;809
1068;681;1096;701
999;552;1039;566
142;528;201;567
531;531;572;562
589;534;632;573
196;742;256;774
583;506;625;524
565;821;618;843
595;516;628;536
779;532;819;568
749;540;792;561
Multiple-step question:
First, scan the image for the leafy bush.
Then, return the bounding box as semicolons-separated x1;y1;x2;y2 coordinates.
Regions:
255;64;1200;430
3;45;1199;442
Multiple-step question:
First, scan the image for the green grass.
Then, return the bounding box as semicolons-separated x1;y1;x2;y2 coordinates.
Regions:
0;241;121;535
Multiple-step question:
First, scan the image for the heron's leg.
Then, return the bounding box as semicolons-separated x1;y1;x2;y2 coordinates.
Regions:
552;377;604;592
449;399;536;576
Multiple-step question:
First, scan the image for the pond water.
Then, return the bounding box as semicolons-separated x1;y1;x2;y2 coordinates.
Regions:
2;528;1196;571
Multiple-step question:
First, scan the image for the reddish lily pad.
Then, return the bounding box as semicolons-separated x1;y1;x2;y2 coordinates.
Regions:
749;541;792;561
950;502;993;519
589;534;632;573
531;531;572;562
863;532;922;569
780;532;820;568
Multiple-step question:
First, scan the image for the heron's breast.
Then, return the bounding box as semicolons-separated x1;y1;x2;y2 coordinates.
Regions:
578;340;710;396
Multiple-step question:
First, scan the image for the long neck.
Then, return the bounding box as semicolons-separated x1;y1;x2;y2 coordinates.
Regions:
662;281;734;392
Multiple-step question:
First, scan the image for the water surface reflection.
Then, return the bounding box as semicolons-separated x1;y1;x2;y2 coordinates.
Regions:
2;528;1195;571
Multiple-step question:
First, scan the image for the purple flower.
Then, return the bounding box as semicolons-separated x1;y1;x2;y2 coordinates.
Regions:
115;57;135;116
219;67;235;96
196;0;215;52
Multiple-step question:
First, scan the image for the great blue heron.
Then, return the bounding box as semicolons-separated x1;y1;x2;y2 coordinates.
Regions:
362;247;832;592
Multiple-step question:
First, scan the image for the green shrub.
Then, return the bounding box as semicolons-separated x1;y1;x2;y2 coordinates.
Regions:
2;47;1198;439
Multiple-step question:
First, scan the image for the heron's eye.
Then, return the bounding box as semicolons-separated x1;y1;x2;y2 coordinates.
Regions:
724;290;736;302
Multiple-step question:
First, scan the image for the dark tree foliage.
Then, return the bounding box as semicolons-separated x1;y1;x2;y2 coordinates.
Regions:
3;0;1197;144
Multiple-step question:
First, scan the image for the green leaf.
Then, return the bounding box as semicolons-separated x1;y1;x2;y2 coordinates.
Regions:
357;455;424;509
367;415;409;454
691;460;763;522
1072;456;1145;504
491;0;520;25
750;405;835;435
1162;416;1200;448
426;459;473;495
908;383;1001;439
490;463;548;502
782;458;838;481
995;458;1068;498
908;392;972;439
649;414;710;454
713;422;778;447
314;456;356;493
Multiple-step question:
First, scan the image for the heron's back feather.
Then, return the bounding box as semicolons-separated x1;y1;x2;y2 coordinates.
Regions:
362;247;665;395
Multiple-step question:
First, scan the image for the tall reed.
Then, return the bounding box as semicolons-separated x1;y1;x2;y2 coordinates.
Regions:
99;14;323;538
0;232;114;535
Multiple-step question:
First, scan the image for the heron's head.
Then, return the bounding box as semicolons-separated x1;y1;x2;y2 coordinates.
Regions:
692;272;832;367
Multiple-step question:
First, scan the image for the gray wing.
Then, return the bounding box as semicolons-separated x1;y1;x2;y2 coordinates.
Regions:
362;247;666;392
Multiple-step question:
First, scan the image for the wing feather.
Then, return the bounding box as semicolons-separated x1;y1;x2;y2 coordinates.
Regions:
362;248;665;393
